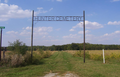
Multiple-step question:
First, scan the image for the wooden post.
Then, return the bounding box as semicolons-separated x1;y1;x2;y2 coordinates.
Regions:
3;47;6;59
31;10;34;62
103;49;105;63
83;11;85;63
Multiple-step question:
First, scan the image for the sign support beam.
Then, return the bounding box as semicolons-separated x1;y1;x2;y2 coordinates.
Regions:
83;11;85;63
31;10;85;63
31;10;34;62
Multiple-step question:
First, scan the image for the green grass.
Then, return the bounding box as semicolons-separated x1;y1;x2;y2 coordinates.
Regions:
0;51;120;77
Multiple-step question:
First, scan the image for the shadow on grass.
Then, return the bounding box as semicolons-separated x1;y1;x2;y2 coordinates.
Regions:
31;59;45;65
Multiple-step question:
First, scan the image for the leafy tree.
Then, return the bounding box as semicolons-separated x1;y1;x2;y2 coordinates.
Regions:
50;45;55;51
67;44;72;50
8;40;27;55
71;43;79;50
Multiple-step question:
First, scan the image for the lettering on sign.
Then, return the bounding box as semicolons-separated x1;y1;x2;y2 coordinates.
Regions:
34;16;83;21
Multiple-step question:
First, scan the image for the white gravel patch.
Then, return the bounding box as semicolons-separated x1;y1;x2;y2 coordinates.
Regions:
44;73;58;77
44;72;79;77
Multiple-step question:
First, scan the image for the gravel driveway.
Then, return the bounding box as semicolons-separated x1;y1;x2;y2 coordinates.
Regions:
44;72;79;77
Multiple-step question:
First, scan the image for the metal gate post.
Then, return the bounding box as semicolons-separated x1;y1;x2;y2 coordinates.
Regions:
31;10;34;62
83;11;85;63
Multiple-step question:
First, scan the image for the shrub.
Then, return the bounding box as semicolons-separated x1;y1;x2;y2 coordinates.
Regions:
23;52;31;65
8;40;27;55
32;52;43;64
10;54;24;67
0;49;52;67
0;59;9;67
73;50;90;58
39;49;44;55
43;51;52;58
73;50;82;57
85;51;90;58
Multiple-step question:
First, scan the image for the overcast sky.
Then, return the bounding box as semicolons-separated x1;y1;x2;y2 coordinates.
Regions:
1;0;120;46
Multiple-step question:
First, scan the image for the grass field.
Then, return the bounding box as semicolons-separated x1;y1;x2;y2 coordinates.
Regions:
65;50;120;55
66;50;120;62
0;51;120;77
1;50;57;59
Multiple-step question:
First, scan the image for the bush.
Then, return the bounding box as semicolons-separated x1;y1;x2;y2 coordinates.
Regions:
32;52;43;64
39;49;44;55
0;59;10;67
10;54;24;67
23;52;31;65
73;50;82;57
0;51;45;67
73;50;90;58
8;40;27;55
0;47;52;67
43;51;52;58
85;51;90;58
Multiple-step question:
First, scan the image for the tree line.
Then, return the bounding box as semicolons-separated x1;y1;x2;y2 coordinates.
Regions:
3;43;120;51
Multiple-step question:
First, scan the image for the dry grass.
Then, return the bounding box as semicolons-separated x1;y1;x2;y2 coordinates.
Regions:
27;50;57;54
65;50;120;55
1;51;120;77
0;50;53;67
1;51;13;59
85;50;120;60
2;50;120;58
2;50;120;64
2;50;120;56
1;50;56;59
88;50;120;55
64;50;79;54
69;50;120;61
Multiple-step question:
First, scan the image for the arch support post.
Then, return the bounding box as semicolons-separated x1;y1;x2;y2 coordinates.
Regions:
83;11;85;63
31;10;34;62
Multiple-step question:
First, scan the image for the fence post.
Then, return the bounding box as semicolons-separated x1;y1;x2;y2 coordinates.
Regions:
3;47;6;59
103;49;105;63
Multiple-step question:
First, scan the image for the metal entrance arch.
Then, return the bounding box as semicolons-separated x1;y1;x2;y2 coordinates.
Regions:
31;10;85;63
